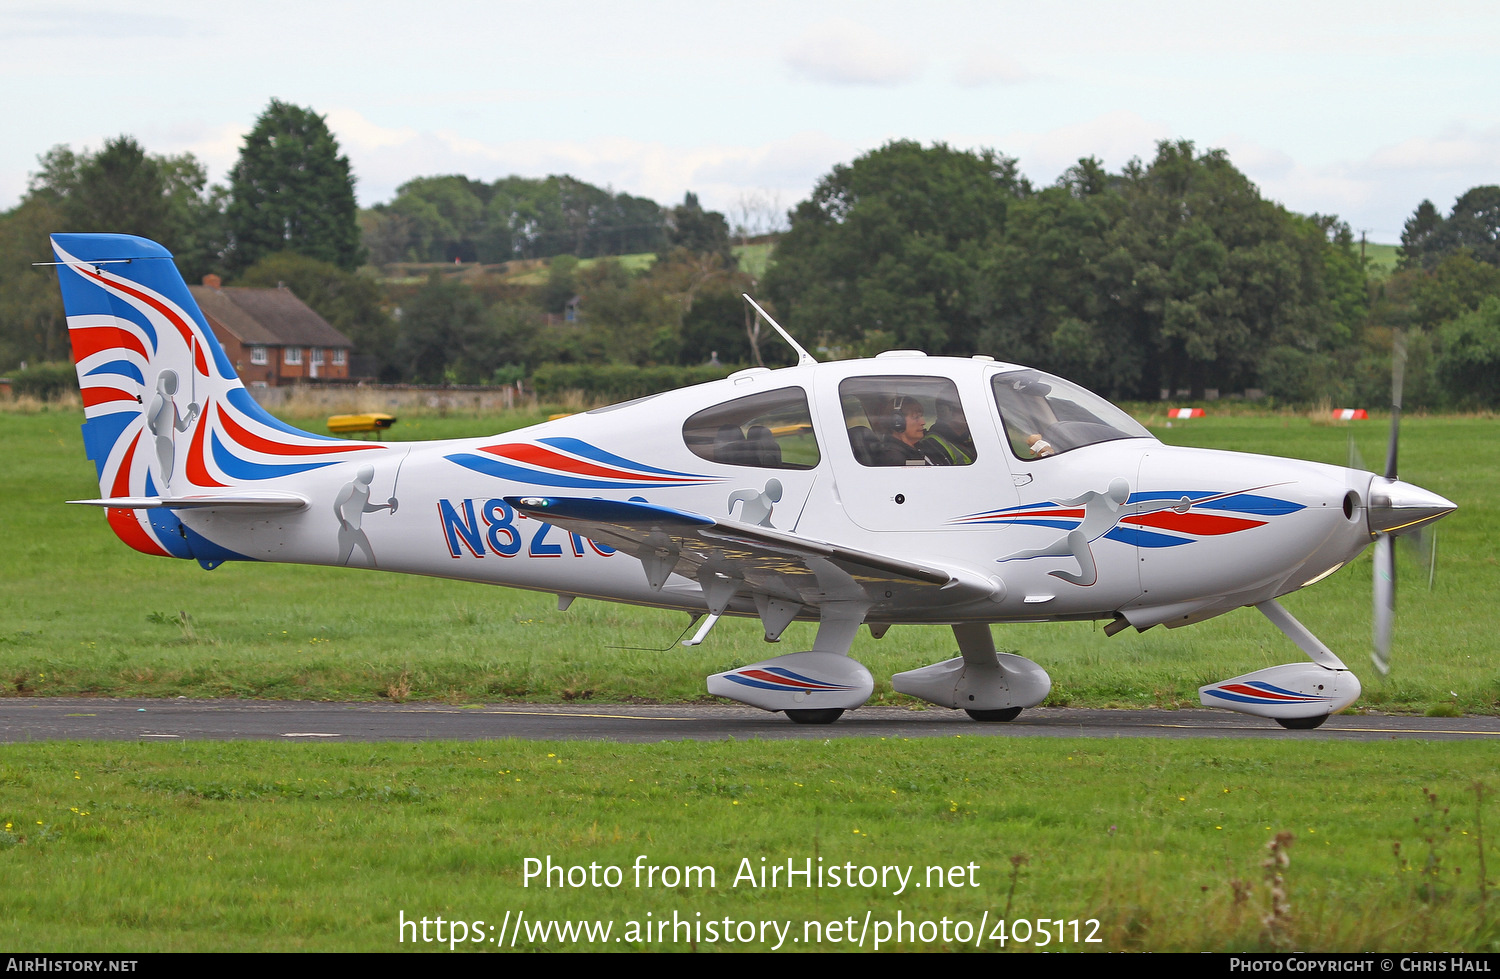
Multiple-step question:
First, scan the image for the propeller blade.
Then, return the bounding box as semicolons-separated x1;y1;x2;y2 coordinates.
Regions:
1372;534;1395;676
1347;432;1367;472
1394;521;1436;582
1385;333;1406;481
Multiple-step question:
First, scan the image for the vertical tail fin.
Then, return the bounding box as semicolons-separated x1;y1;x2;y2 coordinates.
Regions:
50;233;382;560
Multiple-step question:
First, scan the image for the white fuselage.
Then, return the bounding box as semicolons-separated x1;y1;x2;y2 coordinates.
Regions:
176;356;1376;630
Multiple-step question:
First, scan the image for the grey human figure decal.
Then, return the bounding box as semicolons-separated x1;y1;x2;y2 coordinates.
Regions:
146;370;200;491
334;464;398;566
998;477;1191;586
727;478;783;528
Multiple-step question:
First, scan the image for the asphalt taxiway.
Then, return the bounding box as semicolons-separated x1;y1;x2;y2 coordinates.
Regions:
0;698;1495;743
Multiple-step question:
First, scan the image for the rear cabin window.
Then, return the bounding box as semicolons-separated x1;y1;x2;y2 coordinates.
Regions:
838;376;976;467
682;388;820;470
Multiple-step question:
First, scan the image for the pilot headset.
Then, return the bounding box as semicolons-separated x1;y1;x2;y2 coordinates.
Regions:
884;395;919;434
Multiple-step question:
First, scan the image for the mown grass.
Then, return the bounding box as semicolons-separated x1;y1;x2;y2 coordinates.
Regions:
1363;242;1401;277
1;406;1495;714
0;738;1494;951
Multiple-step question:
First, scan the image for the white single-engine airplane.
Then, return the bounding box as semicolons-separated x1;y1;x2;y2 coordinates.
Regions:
49;233;1456;728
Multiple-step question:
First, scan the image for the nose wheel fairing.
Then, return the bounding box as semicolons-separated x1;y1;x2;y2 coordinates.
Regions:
1198;663;1361;722
1198;599;1360;725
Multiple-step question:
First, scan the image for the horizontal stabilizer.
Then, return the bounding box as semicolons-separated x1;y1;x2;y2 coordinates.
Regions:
68;492;309;510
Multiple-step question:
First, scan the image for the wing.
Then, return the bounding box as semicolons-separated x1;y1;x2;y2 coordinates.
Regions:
507;496;995;630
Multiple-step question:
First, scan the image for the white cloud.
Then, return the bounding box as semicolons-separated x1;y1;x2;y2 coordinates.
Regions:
168;122;250;181
954;49;1034;87
326;109;857;215
1366;125;1500;175
982;110;1176;181
0;7;203;39
1221;124;1500;240
783;18;921;86
325;109;421;152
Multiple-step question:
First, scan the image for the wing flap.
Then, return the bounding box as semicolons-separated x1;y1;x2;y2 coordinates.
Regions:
507;495;993;610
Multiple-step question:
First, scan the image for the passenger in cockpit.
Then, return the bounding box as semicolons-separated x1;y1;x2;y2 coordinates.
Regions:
927;398;976;465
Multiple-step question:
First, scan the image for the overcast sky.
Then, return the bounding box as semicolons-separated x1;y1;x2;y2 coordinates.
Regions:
3;0;1496;242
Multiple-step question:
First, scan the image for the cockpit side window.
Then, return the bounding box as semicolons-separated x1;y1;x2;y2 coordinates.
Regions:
682;387;820;470
837;376;976;467
990;369;1152;460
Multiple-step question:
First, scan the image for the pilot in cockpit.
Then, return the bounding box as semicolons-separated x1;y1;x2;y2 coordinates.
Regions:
881;395;953;466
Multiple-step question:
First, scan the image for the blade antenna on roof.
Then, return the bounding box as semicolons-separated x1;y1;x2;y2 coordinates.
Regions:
743;294;816;366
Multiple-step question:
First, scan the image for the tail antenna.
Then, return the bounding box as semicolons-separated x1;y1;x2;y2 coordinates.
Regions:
743;295;816;367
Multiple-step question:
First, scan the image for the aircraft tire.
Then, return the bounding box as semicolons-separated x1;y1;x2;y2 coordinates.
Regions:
784;708;845;725
964;707;1023;722
1275;714;1328;730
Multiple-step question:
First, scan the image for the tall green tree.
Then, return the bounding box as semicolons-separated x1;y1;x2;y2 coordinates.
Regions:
1086;141;1362;400
1440;185;1500;267
1399;199;1444;270
226;100;363;273
1435;296;1500;407
970;161;1125;393
1;136;224;369
766;140;1025;355
394;274;539;383
28;136;224;280
0;196;66;370
362;173;667;266
662;192;733;266
1398;186;1500;271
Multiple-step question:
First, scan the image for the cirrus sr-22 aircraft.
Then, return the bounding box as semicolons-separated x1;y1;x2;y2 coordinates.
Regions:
48;233;1456;728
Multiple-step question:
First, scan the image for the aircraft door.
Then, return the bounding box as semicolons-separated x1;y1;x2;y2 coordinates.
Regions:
814;371;1021;535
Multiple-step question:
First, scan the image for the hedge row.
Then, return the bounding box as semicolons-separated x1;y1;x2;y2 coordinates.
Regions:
8;362;79;399
530;363;742;401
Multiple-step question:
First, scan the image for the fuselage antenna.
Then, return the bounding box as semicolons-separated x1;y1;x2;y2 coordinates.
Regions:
743;294;816;366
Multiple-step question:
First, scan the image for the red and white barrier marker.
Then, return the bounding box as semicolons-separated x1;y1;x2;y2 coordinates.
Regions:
1167;408;1204;419
1332;409;1368;420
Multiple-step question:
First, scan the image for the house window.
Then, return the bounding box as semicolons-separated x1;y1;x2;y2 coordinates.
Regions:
333;349;346;366
284;347;302;365
312;347;325;365
250;346;267;365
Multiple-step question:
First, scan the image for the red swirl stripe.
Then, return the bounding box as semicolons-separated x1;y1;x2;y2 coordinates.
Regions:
480;443;694;483
215;402;378;457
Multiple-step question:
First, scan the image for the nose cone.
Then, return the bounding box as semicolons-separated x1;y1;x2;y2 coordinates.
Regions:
1367;477;1457;536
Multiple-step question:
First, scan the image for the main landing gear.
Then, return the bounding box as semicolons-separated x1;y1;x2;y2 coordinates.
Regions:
784;708;846;725
964;707;1023;722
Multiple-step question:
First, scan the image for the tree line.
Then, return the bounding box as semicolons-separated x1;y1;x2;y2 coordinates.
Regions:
764;140;1499;408
1;103;1497;408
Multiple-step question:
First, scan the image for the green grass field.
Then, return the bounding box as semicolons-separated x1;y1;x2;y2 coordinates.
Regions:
0;738;1494;951
2;406;1494;715
495;243;770;286
1363;242;1401;276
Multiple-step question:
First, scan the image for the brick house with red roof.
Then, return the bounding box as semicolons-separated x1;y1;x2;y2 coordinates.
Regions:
189;275;354;388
